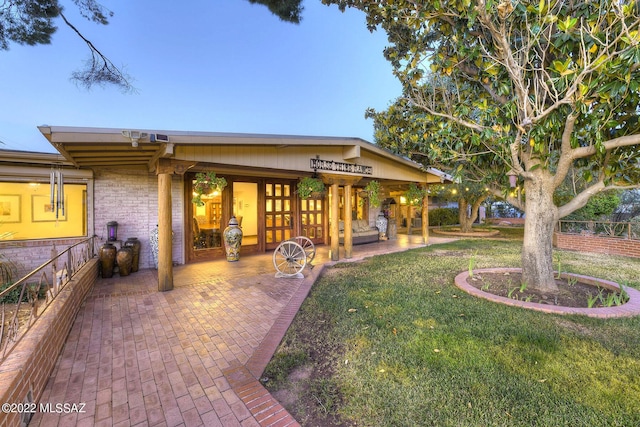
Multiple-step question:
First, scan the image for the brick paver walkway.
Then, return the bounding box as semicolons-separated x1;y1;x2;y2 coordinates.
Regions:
29;236;448;426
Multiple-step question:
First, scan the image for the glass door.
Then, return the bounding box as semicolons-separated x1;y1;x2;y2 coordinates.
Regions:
233;182;258;247
300;196;324;244
265;182;293;250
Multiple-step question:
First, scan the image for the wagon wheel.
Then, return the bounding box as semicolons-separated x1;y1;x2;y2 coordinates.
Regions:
273;241;307;278
289;236;316;264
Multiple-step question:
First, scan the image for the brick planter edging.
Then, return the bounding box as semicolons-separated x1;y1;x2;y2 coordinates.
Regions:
454;267;640;318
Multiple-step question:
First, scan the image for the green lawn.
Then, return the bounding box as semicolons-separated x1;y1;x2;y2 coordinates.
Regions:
264;239;640;426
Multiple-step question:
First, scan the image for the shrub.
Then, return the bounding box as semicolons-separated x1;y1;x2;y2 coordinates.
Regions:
429;208;459;226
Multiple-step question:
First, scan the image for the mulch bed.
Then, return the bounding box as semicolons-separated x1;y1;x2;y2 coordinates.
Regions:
466;271;624;308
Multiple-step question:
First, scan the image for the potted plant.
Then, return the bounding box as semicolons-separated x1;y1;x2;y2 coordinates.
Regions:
360;180;382;208
404;182;427;207
192;172;227;206
297;176;325;199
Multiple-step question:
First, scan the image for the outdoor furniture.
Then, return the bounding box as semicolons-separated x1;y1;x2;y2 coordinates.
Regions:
338;220;380;245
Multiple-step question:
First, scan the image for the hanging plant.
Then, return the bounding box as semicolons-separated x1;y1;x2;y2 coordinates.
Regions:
297;176;325;199
192;172;227;206
405;183;427;207
360;180;382;208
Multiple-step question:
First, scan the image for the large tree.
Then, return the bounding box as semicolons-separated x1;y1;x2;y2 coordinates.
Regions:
325;0;640;292
0;0;303;91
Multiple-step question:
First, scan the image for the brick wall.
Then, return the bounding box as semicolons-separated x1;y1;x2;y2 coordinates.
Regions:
2;169;185;274
0;239;88;279
93;169;184;268
0;259;98;427
555;233;640;258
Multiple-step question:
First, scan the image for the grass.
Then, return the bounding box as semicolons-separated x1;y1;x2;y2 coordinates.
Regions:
264;239;640;426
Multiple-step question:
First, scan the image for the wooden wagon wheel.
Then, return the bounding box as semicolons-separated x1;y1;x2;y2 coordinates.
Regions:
288;236;316;264
273;241;307;278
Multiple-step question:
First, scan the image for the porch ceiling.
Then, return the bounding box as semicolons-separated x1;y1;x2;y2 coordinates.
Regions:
38;126;170;169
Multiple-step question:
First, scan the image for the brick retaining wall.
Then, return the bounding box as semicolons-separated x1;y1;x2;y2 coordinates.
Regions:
554;233;640;259
0;258;98;427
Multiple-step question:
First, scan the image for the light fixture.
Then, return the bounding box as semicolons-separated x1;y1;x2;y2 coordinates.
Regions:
107;221;118;241
507;169;518;188
122;130;149;148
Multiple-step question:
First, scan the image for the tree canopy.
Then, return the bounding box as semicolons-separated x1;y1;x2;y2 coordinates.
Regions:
0;0;303;91
327;0;640;212
324;0;640;290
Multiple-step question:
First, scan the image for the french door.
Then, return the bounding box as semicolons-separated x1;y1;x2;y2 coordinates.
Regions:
265;182;294;250
300;196;324;244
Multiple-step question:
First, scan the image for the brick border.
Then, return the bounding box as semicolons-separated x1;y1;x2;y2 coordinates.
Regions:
454;267;640;318
223;264;326;427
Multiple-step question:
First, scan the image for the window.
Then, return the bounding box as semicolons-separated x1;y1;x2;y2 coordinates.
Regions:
0;181;87;240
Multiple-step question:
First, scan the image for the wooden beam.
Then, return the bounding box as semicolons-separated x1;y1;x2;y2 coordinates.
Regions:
344;184;353;259
422;184;429;244
155;158;197;175
319;173;363;186
158;173;173;291
330;183;340;261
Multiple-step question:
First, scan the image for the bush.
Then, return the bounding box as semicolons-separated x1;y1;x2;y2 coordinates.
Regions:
429;208;459;226
0;282;48;304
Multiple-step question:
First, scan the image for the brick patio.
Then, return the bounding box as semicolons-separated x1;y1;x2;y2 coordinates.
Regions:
29;235;450;427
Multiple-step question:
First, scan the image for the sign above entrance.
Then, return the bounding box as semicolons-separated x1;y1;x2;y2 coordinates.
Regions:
310;158;373;175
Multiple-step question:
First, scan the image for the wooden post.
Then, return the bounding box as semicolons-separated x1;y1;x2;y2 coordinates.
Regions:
330;183;340;261
158;173;173;291
422;184;429;244
344;184;353;259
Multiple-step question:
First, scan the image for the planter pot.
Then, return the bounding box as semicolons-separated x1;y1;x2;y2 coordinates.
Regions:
99;243;117;278
124;237;141;272
223;216;243;262
117;247;133;276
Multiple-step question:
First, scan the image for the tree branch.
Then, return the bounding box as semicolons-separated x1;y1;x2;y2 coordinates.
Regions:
58;10;135;92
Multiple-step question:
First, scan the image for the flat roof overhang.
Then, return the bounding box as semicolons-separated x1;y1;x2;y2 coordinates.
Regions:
38;126;452;184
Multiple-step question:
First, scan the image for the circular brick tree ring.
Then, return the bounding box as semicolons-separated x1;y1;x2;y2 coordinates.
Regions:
454;267;640;318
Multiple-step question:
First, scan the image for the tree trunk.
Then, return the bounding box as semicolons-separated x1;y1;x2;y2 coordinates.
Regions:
458;199;475;233
521;174;558;293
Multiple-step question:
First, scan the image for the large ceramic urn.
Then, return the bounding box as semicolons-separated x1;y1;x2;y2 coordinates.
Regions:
223;216;243;262
124;237;141;272
376;212;388;239
117;246;133;276
99;243;117;278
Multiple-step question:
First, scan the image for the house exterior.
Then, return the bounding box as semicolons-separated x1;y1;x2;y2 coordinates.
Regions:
2;126;450;289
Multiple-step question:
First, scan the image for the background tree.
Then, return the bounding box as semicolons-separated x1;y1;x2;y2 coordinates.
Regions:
431;182;491;233
325;0;640;292
0;0;303;91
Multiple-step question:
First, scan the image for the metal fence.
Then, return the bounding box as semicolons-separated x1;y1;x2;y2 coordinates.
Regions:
557;220;640;240
0;236;97;362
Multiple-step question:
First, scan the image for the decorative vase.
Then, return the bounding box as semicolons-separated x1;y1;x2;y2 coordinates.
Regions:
376;212;388;238
99;243;117;278
117;247;133;276
387;219;397;239
124;237;141;272
150;226;159;269
150;226;174;270
223;216;243;262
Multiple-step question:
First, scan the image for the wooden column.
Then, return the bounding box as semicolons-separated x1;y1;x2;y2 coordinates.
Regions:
330;183;340;261
344;184;353;259
158;173;173;291
422;184;429;244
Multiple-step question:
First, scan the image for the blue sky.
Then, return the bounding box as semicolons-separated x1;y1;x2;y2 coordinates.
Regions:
0;0;401;154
